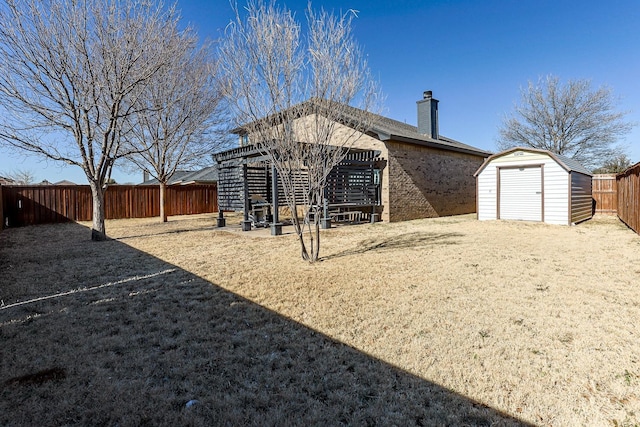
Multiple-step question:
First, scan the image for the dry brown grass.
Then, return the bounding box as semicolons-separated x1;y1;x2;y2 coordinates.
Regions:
1;213;640;426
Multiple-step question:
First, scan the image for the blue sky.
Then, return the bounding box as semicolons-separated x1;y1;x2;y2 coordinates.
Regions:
1;0;638;184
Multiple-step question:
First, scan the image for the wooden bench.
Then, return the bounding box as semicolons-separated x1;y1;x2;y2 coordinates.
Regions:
329;210;362;223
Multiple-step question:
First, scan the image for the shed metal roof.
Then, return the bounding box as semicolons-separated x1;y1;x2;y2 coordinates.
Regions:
474;147;593;176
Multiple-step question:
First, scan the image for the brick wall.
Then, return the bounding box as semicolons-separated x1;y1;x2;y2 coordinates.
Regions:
285;115;487;223
300;115;393;221
386;141;486;222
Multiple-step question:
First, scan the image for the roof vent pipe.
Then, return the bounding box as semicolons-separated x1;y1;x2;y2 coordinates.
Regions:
417;90;439;139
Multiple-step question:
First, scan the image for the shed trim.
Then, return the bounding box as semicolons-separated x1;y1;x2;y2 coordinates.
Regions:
568;172;572;225
475;173;480;220
497;164;544;221
496;166;500;219
474;147;593;177
542;164;545;222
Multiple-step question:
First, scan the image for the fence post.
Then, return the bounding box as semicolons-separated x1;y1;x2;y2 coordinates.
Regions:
0;183;218;227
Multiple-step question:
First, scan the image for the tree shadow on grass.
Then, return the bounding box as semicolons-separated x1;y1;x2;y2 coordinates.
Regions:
323;231;464;261
0;223;530;426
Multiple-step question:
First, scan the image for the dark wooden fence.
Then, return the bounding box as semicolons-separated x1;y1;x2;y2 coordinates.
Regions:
0;185;4;232
1;184;218;228
617;163;640;234
592;174;617;215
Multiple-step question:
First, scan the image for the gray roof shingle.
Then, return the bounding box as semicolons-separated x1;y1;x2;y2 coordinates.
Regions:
140;166;218;185
329;101;492;156
233;98;492;157
366;112;492;156
554;153;593;175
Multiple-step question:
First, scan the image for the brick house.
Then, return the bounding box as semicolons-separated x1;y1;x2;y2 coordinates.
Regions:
218;91;491;223
347;91;491;221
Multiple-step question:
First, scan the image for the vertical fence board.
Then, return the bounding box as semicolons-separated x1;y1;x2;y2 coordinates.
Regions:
592;174;617;215
617;164;640;234
0;185;4;231
1;184;218;227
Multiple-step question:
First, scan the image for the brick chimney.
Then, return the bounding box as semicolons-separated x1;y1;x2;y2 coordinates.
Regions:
417;90;439;139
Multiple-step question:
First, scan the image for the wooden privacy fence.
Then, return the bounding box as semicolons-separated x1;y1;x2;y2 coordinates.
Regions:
617;163;640;234
1;184;218;228
0;185;4;233
592;174;617;215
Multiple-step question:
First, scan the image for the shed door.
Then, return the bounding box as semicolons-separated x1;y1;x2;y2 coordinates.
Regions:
499;166;542;221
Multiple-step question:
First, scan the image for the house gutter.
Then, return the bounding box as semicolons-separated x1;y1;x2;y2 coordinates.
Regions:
377;132;492;157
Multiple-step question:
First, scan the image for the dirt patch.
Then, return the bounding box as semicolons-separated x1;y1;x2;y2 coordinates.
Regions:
1;213;639;425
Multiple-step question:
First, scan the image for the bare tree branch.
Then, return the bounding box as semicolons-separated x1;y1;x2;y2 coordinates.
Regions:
0;0;192;240
592;153;633;174
497;75;634;170
1;168;36;185
123;35;229;222
219;0;381;262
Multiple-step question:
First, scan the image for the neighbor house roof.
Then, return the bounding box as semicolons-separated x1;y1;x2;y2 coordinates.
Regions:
181;165;219;183
140;166;218;185
474;147;593;176
0;176;16;185
232;98;492;158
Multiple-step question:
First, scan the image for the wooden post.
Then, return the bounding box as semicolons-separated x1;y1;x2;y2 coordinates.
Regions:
216;210;226;227
321;195;331;229
242;163;252;231
270;163;282;236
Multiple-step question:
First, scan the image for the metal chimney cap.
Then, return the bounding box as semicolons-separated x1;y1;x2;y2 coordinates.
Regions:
423;90;433;99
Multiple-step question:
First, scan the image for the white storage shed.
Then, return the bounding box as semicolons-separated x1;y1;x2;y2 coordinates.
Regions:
474;147;593;225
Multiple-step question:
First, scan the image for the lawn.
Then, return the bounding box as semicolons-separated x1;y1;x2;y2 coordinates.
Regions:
1;213;639;426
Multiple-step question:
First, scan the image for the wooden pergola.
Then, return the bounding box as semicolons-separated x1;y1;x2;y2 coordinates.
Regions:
214;144;383;235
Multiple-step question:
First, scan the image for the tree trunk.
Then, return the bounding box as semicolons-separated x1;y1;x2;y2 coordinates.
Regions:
160;181;168;222
89;181;107;241
311;221;320;262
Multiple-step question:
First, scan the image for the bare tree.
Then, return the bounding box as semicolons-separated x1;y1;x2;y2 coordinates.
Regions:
0;0;191;240
7;169;35;185
124;38;227;222
498;75;634;170
592;153;633;174
220;0;380;262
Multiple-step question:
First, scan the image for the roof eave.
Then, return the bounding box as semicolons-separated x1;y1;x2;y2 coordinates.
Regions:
383;134;492;157
375;131;391;140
